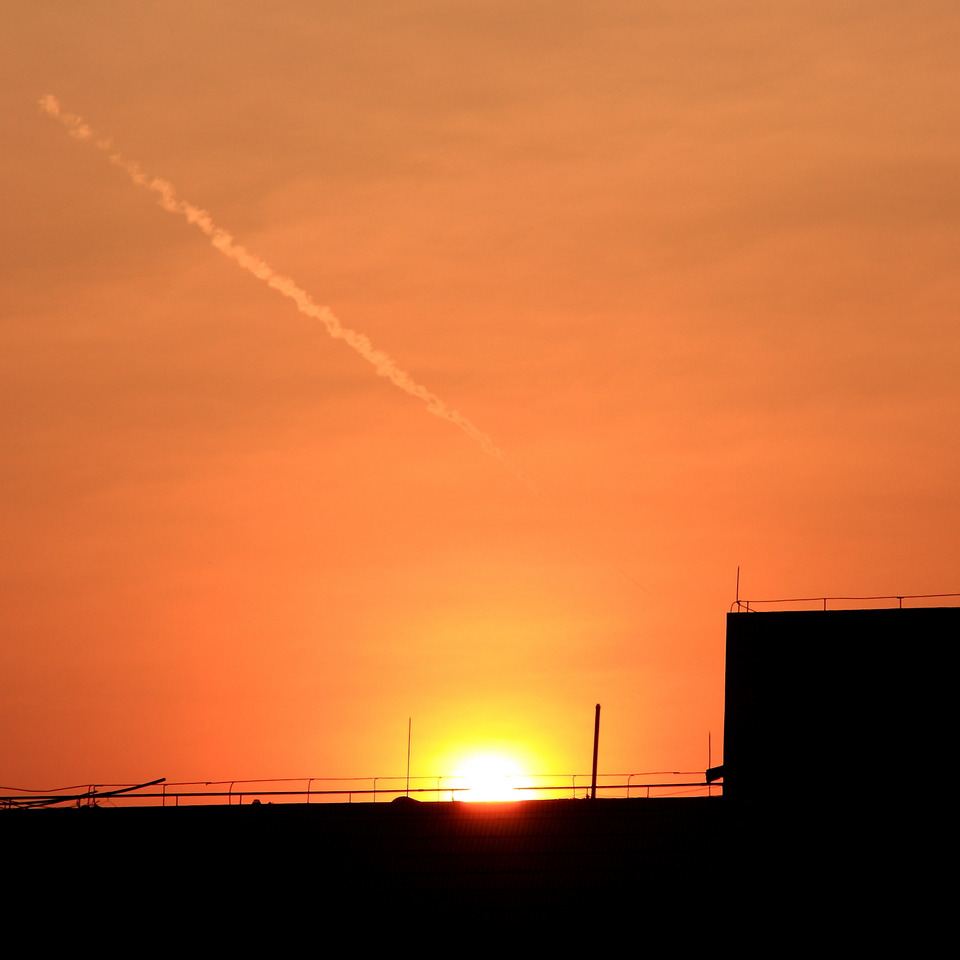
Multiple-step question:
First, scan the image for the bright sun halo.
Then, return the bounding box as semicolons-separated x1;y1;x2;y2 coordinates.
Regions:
455;754;528;802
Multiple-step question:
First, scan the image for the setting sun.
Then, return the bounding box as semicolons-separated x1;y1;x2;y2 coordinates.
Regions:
453;754;530;802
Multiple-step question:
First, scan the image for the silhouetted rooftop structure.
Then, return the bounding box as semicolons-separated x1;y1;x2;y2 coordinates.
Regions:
724;606;958;801
6;604;953;932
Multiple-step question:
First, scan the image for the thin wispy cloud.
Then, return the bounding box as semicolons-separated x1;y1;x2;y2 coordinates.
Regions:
40;95;535;491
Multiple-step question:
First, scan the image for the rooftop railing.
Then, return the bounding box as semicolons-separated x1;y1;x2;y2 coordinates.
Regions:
730;591;960;613
1;771;721;809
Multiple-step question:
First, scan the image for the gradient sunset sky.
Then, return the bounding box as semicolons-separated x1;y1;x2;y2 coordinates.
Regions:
2;2;958;789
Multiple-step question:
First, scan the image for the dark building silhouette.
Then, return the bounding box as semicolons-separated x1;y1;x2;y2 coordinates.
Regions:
724;606;957;801
5;605;953;932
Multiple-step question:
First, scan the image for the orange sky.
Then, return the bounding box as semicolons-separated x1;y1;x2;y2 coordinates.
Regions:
2;2;958;789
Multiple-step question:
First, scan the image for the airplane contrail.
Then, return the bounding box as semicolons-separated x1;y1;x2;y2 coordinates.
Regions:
40;95;535;491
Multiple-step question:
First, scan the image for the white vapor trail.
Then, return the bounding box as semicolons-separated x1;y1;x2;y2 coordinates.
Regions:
40;95;535;490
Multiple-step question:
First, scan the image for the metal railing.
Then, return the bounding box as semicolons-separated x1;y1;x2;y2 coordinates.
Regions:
1;771;721;808
731;591;960;613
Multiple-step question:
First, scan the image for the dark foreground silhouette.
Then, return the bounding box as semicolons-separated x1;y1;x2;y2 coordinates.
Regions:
8;606;948;939
3;793;872;940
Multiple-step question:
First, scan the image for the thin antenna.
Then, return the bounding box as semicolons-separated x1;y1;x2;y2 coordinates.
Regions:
590;704;601;800
406;717;412;797
736;566;740;610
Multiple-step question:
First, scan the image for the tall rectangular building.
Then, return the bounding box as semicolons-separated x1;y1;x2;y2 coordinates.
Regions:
723;607;957;800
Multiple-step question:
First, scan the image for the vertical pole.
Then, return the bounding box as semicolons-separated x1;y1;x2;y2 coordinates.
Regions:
591;703;601;800
406;717;412;797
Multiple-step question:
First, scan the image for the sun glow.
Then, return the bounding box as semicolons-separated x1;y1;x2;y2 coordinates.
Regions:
454;754;530;802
